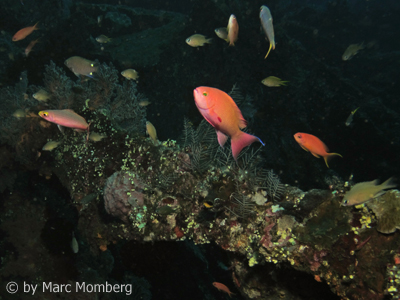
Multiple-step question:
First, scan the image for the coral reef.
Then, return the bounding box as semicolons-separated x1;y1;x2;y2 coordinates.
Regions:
2;64;398;299
366;190;400;234
104;171;146;223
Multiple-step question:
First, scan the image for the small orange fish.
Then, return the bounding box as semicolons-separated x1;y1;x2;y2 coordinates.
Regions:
294;132;342;168
213;282;235;297
25;38;39;56
38;109;89;132
12;22;39;42
227;14;239;46
194;86;264;160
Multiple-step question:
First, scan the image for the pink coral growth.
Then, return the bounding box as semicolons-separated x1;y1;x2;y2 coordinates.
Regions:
103;171;145;223
260;216;276;249
308;249;328;272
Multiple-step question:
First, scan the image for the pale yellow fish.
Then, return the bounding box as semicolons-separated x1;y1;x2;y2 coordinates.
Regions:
345;107;359;126
89;132;107;142
64;56;98;78
260;5;275;59
342;43;364;60
33;89;51;102
185;34;212;47
121;69;139;81
97;15;103;27
96;34;112;43
42;140;61;151
341;177;396;206
261;76;289;87
227;14;239;46
214;27;229;42
139;100;151;107
146;121;157;142
12;108;27;118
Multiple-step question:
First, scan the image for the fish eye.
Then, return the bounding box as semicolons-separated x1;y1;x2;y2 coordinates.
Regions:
43;112;48;117
297;134;301;138
342;199;348;205
202;92;208;96
186;38;191;42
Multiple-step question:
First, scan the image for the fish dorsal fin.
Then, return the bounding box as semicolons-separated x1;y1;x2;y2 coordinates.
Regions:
233;106;247;129
238;116;247;129
321;141;329;153
224;92;247;129
370;179;380;186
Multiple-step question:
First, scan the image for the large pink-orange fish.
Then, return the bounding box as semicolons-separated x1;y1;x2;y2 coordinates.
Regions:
294;132;342;168
193;86;264;160
38;109;89;132
12;22;39;41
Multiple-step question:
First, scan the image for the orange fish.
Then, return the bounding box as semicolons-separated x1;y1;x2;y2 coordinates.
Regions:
25;38;39;56
213;282;235;297
194;86;264;160
294;132;342;168
12;22;39;42
227;14;239;46
38;109;89;132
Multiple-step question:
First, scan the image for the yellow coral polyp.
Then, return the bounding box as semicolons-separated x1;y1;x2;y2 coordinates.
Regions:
249;256;258;267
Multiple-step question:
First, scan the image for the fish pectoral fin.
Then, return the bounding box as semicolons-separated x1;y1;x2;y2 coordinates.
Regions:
311;152;320;158
300;145;309;152
57;125;65;134
216;130;228;147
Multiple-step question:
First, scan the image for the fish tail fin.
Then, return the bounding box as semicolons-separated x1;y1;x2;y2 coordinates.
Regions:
380;177;397;190
231;132;264;161
264;43;272;59
324;153;342;168
34;22;39;30
352;107;360;115
207;38;213;44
